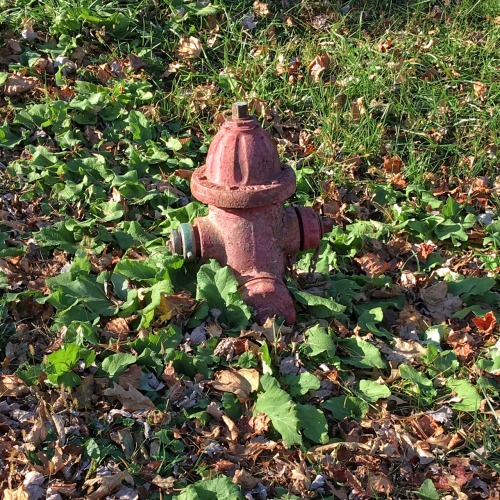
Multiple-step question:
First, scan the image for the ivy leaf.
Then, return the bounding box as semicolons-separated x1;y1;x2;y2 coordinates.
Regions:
177;476;244;500
283;372;321;397
322;396;369;421
301;324;336;357
336;337;386;369
296;404;329;444
289;285;346;319
101;353;137;379
196;260;251;331
357;379;391;402
447;379;482;411
414;479;439;500
128;110;153;142
400;364;437;403
254;374;302;447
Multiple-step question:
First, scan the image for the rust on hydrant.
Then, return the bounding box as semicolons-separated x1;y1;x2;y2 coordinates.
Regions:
169;102;333;325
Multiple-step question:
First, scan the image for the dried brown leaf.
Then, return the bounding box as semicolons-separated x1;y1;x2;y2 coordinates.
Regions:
103;383;156;412
151;475;175;492
420;282;462;323
472;311;496;334
383;155;403;173
176;37;202;60
253;1;269;16
233;468;259;490
473;81;487;102
118;364;143;390
308;54;330;82
84;471;133;500
351;97;366;122
0;374;29;397
127;53;146;71
2;74;38;96
209;368;259;399
355;253;390;278
3;485;29;500
446;329;475;362
367;474;393;496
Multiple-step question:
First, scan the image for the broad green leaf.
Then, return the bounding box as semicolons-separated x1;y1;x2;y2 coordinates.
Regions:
196;260;251;331
423;324;449;348
128;110;153;142
101;353;137;379
113;259;157;283
289;285;346;319
283;372;321;397
302;324;336;357
476;356;500;375
45;343;95;387
400;364;437;402
357;380;391;402
336;337;386;369
254;374;302;447
447;379;482;411
322;396;369;421
415;479;439;500
176;476;244;500
133;326;182;354
296;404;329;444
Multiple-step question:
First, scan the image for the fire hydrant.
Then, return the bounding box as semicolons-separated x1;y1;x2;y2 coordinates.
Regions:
169;102;333;324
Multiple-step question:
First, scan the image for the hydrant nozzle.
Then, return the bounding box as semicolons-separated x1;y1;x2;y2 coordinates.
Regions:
169;101;333;324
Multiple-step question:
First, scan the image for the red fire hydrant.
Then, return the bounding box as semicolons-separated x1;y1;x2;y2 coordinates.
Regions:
169;102;333;324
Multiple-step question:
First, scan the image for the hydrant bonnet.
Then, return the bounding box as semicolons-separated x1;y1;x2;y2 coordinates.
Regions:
190;102;296;208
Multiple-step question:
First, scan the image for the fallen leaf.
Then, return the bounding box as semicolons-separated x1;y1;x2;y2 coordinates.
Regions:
176;36;202;60
2;74;38;97
446;329;475;362
381;338;426;366
472;311;496;334
367;474;393;496
379;38;393;53
7;39;22;54
308;54;330;82
390;172;408;189
209;368;259;399
3;485;29;500
151;475;175;492
233;468;259;490
103;383;156;411
84;471;133;500
118;364;143;390
351;97;366;122
412;414;444;439
417;241;437;263
420;282;462;323
473;81;487;102
0;374;29;397
253;0;269;16
127;53;146;71
383;155;403;173
160;61;184;78
355;253;390;278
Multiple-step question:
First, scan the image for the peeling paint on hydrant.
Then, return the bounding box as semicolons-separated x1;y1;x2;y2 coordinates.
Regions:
169;102;333;324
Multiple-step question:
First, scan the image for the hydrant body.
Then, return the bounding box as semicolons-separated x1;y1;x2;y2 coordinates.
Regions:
170;103;332;324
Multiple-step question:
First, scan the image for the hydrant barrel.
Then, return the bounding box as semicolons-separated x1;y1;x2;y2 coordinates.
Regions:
169;102;333;324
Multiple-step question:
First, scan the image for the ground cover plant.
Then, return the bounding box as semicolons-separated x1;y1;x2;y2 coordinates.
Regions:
0;0;499;498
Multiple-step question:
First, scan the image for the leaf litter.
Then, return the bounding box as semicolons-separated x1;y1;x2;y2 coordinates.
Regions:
0;1;500;499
